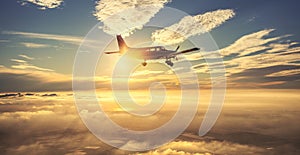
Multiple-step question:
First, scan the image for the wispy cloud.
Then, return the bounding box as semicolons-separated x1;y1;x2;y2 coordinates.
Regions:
10;55;54;72
3;31;82;45
130;70;165;77
11;63;54;72
20;0;63;10
220;29;281;56
0;65;71;92
19;54;35;60
11;59;27;63
152;9;235;45
94;0;171;36
266;69;300;77
222;30;300;76
186;29;300;88
20;42;52;48
0;40;9;43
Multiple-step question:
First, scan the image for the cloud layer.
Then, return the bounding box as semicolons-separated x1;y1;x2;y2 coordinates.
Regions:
132;140;267;155
152;9;235;45
0;90;299;154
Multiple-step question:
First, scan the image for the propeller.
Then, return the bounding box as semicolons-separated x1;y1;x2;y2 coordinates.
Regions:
175;45;180;52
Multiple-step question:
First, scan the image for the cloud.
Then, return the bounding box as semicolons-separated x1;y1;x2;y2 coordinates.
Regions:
94;0;170;36
10;56;54;72
0;65;71;92
266;69;300;77
20;0;63;10
130;70;165;77
3;31;82;45
11;64;54;72
2;28;299;90
132;140;267;155
0;90;299;154
11;59;27;63
220;29;281;56
222;30;300;75
185;29;300;88
0;96;99;155
151;9;235;45
0;93;23;98
0;65;67;83
19;54;35;60
0;40;9;43
20;42;51;48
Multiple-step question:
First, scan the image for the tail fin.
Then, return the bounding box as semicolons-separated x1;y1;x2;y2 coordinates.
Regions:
117;35;128;54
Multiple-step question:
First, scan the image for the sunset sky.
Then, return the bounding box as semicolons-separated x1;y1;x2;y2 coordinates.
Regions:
0;0;299;155
0;0;299;91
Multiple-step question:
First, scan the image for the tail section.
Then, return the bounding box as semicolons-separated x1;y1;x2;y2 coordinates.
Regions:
117;35;128;54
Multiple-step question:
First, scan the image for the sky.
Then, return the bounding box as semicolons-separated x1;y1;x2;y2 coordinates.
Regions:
0;0;299;92
0;0;300;155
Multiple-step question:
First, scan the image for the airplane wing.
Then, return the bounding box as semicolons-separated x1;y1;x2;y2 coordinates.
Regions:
168;47;200;57
104;51;120;54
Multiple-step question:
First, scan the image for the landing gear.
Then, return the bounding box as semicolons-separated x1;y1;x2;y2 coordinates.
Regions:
142;62;147;66
165;60;174;67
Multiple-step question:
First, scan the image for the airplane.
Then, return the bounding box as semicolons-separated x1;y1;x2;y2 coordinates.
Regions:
105;35;200;67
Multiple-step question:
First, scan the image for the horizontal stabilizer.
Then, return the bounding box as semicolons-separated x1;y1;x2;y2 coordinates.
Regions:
104;51;120;54
169;47;200;57
178;47;200;54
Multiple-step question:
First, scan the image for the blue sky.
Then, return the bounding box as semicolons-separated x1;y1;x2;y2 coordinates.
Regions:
0;0;299;91
1;0;300;42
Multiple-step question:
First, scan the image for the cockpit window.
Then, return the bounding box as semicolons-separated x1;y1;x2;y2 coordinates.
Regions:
147;47;165;52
